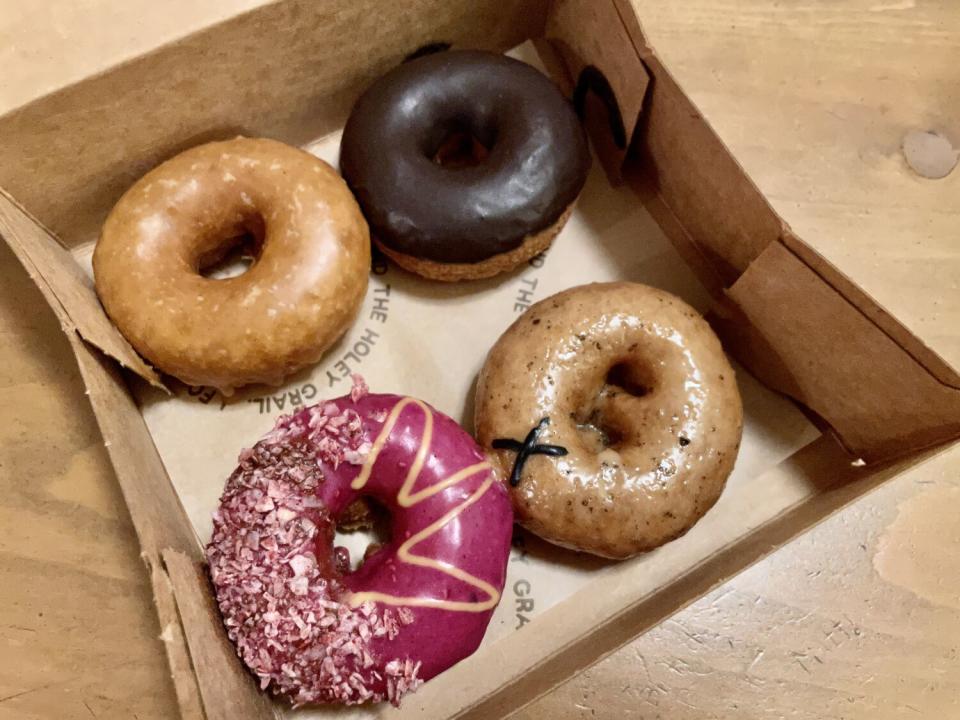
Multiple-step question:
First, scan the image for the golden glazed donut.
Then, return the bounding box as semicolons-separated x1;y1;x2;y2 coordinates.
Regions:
93;137;370;392
475;282;743;559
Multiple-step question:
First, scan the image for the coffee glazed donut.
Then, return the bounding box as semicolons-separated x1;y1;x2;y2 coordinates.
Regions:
93;137;370;393
340;50;590;281
207;377;512;706
475;282;743;559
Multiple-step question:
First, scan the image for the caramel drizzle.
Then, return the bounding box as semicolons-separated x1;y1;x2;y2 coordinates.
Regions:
347;398;500;613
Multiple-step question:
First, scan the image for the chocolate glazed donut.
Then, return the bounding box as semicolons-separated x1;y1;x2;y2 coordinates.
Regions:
340;50;591;281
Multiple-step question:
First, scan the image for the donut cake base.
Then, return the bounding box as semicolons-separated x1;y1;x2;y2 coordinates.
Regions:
375;203;575;282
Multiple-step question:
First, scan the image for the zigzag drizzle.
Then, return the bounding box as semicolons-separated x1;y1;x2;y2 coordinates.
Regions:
347;398;500;613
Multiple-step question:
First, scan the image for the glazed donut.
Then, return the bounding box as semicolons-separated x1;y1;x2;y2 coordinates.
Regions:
475;282;743;559
93;137;370;393
206;378;512;706
340;49;590;281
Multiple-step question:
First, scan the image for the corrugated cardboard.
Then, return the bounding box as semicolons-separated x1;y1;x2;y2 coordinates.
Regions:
0;1;957;719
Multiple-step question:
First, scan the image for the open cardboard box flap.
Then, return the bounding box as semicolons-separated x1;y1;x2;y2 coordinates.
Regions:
0;1;958;718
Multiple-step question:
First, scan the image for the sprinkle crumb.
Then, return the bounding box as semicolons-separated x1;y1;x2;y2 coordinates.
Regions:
350;374;369;403
206;396;419;706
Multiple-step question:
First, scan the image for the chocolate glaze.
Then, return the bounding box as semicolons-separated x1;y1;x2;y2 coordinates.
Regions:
340;50;591;264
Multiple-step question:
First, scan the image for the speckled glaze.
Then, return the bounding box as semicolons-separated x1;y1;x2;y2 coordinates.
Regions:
93;137;370;392
475;282;743;559
207;386;512;705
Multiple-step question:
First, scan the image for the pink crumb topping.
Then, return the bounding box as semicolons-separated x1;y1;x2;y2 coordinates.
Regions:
206;376;421;706
350;373;369;403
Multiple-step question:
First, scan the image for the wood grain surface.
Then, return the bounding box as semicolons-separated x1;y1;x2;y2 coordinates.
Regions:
515;445;960;719
0;1;957;719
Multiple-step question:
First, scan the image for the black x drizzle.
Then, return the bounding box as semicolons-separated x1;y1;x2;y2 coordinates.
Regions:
492;417;568;487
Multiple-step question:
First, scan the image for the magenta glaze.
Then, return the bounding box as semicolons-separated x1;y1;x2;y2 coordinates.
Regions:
208;386;513;705
304;393;512;682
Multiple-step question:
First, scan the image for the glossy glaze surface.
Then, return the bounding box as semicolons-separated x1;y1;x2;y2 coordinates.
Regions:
340;50;590;264
208;390;513;705
93;137;370;392
476;282;743;558
324;394;513;681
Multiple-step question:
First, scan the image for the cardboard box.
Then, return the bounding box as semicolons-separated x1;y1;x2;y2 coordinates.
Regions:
0;1;957;718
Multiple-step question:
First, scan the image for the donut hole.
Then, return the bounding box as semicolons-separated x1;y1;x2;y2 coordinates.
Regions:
197;215;265;280
576;413;624;453
333;497;392;572
575;362;653;452
605;362;651;399
428;118;494;169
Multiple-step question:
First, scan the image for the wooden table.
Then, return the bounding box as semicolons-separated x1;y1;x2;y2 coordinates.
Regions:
1;1;957;718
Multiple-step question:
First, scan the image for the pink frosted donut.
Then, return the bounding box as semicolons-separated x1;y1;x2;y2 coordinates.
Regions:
206;378;512;706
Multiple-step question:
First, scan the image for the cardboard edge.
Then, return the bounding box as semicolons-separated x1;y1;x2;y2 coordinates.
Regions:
607;0;960;460
0;197;203;713
627;168;728;298
392;436;931;719
68;328;275;718
612;0;960;398
614;10;787;282
714;241;960;461
779;229;960;389
0;186;166;389
163;550;280;720
542;0;651;181
0;0;552;248
0;200;200;553
0;196;280;716
150;554;208;720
